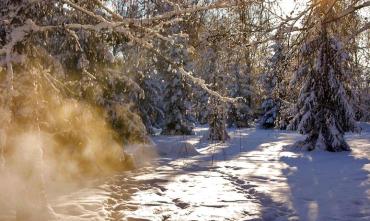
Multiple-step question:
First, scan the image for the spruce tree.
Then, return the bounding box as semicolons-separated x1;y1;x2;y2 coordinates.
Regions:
162;70;195;135
206;48;230;141
289;17;357;151
227;60;251;128
162;34;195;135
259;42;285;128
208;96;230;142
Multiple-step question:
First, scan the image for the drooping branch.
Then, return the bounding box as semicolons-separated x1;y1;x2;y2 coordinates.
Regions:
0;0;240;104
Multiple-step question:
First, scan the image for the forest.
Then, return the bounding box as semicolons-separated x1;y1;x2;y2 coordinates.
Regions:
0;0;370;220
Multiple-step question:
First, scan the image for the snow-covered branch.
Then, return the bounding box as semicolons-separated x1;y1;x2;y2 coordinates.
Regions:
0;0;242;104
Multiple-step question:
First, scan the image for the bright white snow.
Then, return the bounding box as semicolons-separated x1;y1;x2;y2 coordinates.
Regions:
1;125;370;221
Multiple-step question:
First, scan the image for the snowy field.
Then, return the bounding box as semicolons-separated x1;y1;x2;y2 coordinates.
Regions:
1;125;370;221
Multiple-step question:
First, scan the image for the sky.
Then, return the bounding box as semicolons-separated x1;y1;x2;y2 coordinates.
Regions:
279;0;308;16
280;0;296;14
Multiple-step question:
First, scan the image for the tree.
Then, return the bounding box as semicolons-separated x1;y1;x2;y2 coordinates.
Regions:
206;46;230;141
162;70;195;135
161;29;195;135
0;0;240;218
288;1;358;151
227;52;252;128
259;41;285;128
137;71;165;135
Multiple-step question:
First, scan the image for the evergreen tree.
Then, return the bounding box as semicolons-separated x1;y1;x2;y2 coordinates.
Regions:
258;26;295;130
162;70;195;135
207;73;230;141
138;71;165;135
259;42;285;128
289;19;357;151
206;47;230;141
162;35;195;135
227;57;252;128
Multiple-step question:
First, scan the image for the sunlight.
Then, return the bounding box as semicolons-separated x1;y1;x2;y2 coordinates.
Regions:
279;0;308;15
129;169;262;220
2;0;370;220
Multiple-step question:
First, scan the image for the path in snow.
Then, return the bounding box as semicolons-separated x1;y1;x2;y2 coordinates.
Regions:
1;126;370;221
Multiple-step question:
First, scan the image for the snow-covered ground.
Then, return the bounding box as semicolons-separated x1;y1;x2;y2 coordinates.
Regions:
1;124;370;221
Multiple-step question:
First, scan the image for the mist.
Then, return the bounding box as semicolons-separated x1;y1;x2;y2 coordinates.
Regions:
0;70;155;220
